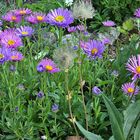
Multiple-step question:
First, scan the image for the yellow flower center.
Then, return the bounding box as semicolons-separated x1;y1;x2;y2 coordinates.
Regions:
19;10;26;15
0;54;4;59
8;40;15;46
127;87;134;93
55;15;64;22
46;65;53;71
12;16;16;20
37;16;43;21
21;31;28;35
11;55;18;60
136;66;140;74
91;48;98;55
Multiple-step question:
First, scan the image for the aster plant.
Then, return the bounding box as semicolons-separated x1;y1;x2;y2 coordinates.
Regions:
2;11;22;23
46;8;74;28
14;8;32;16
126;55;140;80
82;39;105;59
16;26;34;37
37;58;60;73
1;30;23;49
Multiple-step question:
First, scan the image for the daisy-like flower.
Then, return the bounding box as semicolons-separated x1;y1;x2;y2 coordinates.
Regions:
37;58;60;73
26;12;47;24
126;55;140;80
46;8;74;28
2;11;22;23
82;40;105;59
72;0;95;19
9;51;24;61
14;8;32;16
0;47;10;64
102;20;116;27
1;30;23;49
80;40;88;49
67;26;77;32
122;82;139;95
16;26;34;37
134;8;140;18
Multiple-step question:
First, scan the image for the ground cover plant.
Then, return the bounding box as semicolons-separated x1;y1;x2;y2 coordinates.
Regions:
0;0;140;140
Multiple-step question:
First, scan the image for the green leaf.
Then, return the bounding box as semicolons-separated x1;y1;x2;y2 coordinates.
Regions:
123;100;140;140
75;121;103;140
122;19;134;31
134;121;140;140
102;95;125;140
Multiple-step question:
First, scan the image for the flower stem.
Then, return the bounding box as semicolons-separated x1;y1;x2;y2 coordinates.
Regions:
65;70;79;135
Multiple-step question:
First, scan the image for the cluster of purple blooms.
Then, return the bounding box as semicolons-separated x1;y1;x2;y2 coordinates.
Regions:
0;26;34;64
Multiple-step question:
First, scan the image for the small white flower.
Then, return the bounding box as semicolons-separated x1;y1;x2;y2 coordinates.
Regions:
41;135;47;140
72;0;96;19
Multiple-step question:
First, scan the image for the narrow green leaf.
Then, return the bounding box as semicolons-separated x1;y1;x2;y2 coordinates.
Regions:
123;100;140;140
102;95;125;140
134;121;140;140
75;121;103;140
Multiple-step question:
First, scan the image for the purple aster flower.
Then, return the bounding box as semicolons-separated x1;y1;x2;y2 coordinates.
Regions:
92;86;102;95
16;26;34;37
37;91;44;98
52;103;59;112
134;8;140;18
2;11;22;23
26;12;47;24
67;26;77;32
1;30;23;49
126;55;140;80
122;82;139;96
14;8;32;16
46;8;74;28
102;20;116;27
76;25;85;31
0;47;10;64
83;39;105;59
37;58;60;73
9;51;23;61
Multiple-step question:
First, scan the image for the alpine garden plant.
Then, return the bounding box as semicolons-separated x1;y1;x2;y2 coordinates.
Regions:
0;1;140;140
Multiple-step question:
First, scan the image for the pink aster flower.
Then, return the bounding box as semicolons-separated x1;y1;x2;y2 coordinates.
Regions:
9;51;24;61
16;26;34;37
102;20;116;27
134;8;140;18
46;8;74;28
26;12;47;24
0;29;23;49
122;82;139;96
2;11;22;23
37;58;60;73
14;8;32;16
126;55;140;80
